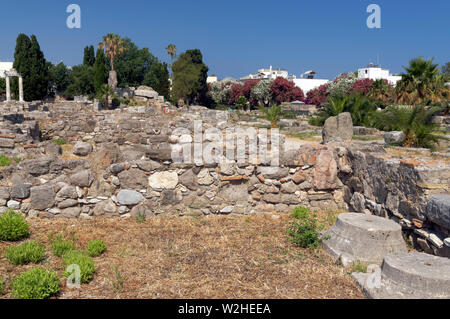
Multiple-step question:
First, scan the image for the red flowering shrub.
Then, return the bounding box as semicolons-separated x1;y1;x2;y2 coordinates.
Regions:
228;84;244;105
351;78;374;95
289;87;305;102
270;77;304;104
306;84;328;107
242;80;261;106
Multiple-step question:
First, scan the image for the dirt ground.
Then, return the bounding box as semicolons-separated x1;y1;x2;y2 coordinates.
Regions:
0;212;364;299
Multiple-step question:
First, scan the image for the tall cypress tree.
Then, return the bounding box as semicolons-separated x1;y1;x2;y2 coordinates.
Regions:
94;48;108;94
83;45;96;66
29;35;49;100
12;34;32;99
12;34;49;101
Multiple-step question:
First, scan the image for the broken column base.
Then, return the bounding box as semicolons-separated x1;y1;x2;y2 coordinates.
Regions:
353;252;450;299
322;213;407;266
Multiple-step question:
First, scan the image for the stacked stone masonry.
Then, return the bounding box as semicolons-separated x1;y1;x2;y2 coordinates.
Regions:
0;100;448;258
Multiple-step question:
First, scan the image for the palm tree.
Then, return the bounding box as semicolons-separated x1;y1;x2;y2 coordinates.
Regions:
98;33;125;72
260;105;284;128
166;44;177;60
368;79;394;104
396;57;442;105
373;104;445;149
98;84;115;109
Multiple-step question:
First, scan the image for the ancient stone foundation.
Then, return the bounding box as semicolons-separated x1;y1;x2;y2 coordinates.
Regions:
0;100;448;259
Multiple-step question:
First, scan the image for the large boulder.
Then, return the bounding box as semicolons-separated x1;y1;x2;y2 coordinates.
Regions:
179;169;198;191
134;86;158;99
314;148;339;190
118;168;148;189
73;141;93;157
20;159;52;176
30;185;55;211
148;171;179;190
117;190;144;206
322;112;353;144
70;170;93;188
10;184;31;199
384;131;405;145
426;194;450;231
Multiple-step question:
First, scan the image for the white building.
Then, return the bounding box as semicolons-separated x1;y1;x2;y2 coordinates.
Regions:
293;78;329;94
207;75;218;84
240;66;289;81
240;66;329;93
358;64;402;86
0;62;13;78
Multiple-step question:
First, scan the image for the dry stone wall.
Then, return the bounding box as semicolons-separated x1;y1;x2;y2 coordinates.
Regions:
0;100;448;257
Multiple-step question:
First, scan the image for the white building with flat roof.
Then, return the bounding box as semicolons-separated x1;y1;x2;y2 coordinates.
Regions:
358;64;402;86
240;66;329;93
240;66;289;81
0;62;13;78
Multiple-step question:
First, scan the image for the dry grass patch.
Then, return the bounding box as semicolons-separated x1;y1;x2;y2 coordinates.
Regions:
0;214;363;299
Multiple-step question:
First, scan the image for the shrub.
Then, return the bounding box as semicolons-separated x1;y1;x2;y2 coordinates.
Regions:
372;104;445;150
63;250;96;283
306;84;328;107
11;267;60;299
50;234;75;257
291;206;310;219
86;240;107;257
0;209;30;241
0;155;12;167
288;207;324;249
5;241;46;265
270;77;304;104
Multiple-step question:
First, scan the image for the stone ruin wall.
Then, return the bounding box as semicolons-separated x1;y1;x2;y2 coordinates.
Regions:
0;100;448;258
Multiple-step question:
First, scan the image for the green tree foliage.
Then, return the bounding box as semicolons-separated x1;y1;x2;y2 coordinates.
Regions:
13;34;50;101
114;38;158;88
83;45;96;66
396;57;448;105
94;48;108;94
64;64;95;99
49;62;72;94
171;49;209;105
143;61;170;99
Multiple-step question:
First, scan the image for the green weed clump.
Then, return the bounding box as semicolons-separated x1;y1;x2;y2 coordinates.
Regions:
5;241;46;265
50;234;75;257
86;240;107;257
288;207;324;249
0;210;30;241
11;267;60;299
63;250;96;283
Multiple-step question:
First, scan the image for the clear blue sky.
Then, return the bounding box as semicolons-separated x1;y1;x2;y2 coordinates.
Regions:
0;0;449;80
